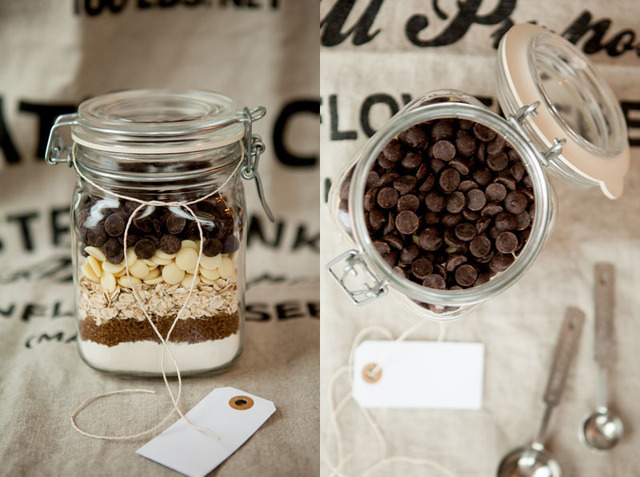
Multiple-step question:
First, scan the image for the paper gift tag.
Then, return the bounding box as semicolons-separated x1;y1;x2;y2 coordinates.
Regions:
137;387;276;477
353;341;484;409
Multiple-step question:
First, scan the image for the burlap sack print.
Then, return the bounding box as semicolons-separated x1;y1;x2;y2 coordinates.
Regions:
0;1;319;475
321;1;640;476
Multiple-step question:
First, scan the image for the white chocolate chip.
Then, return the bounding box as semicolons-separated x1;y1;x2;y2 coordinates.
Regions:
102;260;125;274
218;257;234;279
129;260;150;279
200;267;220;281
155;250;177;260
175;247;199;273
143;276;164;285
81;262;100;282
145;268;161;280
150;254;172;266
125;248;138;266
87;256;103;278
181;240;199;250
200;276;217;285
181;273;200;288
117;275;141;288
162;262;185;285
100;272;117;293
199;253;222;270
85;246;107;262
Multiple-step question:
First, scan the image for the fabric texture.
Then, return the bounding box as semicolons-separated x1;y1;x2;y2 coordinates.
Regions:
0;1;319;476
320;1;640;476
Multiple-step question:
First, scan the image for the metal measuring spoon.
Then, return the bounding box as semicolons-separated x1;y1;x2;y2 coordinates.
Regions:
581;264;624;451
498;308;585;477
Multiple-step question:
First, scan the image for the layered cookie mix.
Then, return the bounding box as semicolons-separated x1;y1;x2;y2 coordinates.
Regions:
75;194;242;374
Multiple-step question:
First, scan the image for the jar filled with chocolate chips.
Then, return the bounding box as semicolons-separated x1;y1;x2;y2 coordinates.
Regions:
328;24;629;319
46;90;272;376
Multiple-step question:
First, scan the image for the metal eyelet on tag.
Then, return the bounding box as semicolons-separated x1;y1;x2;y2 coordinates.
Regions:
326;250;388;306
229;395;255;411
362;363;382;384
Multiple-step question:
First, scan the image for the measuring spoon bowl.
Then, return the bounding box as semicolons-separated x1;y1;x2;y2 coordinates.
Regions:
581;408;624;451
497;444;562;477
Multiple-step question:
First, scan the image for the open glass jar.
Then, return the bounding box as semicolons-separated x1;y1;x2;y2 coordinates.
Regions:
46;90;271;376
327;24;629;320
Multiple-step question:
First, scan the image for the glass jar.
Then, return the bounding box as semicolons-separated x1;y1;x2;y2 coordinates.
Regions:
327;24;630;320
45;90;271;376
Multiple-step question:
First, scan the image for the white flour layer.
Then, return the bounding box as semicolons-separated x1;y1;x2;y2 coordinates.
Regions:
78;334;241;374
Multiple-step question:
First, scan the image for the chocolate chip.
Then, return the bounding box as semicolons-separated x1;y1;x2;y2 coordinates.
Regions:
397;194;420;212
458;180;478;192
466;189;486;211
378;153;395;169
472;123;497;142
455;264;478;287
456;130;476;156
393;266;409;279
368;209;386;231
481;203;504;217
490;253;515;273
424;211;440;225
515;211;531;230
422;274;446;290
396;211;420;235
377;187;399;209
104;213;125;237
487;135;505;155
496;231;518;254
462;209;480;221
379;172;400;187
432;140;456;161
425;192;446;213
419;227;443;251
430;158;446;174
419;173;437;192
495;176;517;191
494;212;517;231
159;234;182;254
446;191;466;214
416;162;430;180
382;251;398;267
442;213;463;228
449;159;470;176
412;258;434;279
504;191;528;214
399;126;427;148
384;234;404;250
133;215;154;233
221;234;240;254
431;121;454;140
485;183;507;202
86;224;107;247
393;176;417;194
510;163;526;182
364;188;378;211
469;235;491;257
400;243;420;264
473;168;492;186
166;214;187;235
476;217;491;234
487;152;509;171
374;240;391;256
455;223;477;241
439;168;460;193
383;212;395;235
134;238;156;259
366;171;380;189
446;254;467;272
444;229;465;248
382;138;404;162
401;151;423;170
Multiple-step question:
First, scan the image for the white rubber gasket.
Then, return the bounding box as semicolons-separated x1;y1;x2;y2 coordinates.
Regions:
500;24;629;198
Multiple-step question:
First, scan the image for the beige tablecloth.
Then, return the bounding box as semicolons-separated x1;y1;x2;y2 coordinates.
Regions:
320;1;640;475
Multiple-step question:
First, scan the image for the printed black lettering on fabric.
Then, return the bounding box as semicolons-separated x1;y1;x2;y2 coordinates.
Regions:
321;1;640;58
73;0;280;16
321;92;640;148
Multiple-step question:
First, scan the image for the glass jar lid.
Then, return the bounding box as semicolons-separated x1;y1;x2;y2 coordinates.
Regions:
497;24;630;198
72;89;246;154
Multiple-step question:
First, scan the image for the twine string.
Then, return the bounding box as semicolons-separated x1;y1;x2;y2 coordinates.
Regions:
324;320;455;477
70;144;243;441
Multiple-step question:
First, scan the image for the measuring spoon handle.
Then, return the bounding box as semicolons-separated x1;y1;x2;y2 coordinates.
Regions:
595;263;616;369
544;307;585;407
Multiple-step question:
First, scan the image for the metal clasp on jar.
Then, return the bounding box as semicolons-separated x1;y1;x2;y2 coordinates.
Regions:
327;250;388;305
45;113;79;166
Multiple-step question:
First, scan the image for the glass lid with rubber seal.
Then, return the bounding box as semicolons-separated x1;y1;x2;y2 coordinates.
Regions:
497;23;630;199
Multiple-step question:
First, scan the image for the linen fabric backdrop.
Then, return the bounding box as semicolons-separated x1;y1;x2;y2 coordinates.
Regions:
0;1;319;475
320;1;640;476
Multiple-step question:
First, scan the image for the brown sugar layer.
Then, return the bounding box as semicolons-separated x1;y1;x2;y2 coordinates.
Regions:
79;313;239;347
